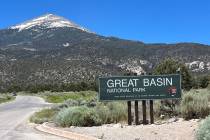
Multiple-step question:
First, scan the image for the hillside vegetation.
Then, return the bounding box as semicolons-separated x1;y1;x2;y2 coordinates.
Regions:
0;94;15;104
1;14;210;92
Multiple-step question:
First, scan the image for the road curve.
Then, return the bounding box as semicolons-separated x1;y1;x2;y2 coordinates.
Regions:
0;96;68;140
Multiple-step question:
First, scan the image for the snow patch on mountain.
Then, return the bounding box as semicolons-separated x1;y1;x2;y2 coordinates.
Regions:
10;14;91;33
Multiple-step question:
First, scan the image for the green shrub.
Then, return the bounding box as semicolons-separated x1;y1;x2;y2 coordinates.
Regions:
154;100;181;118
207;84;210;91
198;89;210;103
161;100;180;117
30;108;57;124
153;58;192;90
197;116;210;140
63;99;80;107
42;91;96;103
106;102;127;123
55;101;127;127
95;103;112;123
55;106;102;127
181;91;210;120
199;76;209;88
154;101;162;117
63;98;96;107
53;98;97;111
0;94;15;104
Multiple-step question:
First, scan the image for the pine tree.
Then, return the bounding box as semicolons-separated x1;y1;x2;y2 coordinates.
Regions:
153;58;192;91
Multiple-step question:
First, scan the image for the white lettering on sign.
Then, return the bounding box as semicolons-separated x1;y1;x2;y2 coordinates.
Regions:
122;79;126;87
115;79;121;87
107;79;114;87
107;88;131;93
143;78;173;87
107;79;139;88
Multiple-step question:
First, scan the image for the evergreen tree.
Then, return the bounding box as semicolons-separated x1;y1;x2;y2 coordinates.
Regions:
199;76;209;88
153;58;192;91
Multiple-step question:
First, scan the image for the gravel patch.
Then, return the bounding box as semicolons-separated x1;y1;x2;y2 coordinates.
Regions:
59;118;199;140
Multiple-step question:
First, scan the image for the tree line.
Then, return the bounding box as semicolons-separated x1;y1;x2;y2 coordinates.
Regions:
2;58;210;93
5;81;98;93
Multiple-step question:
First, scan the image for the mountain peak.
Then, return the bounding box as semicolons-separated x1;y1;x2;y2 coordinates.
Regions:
10;13;90;32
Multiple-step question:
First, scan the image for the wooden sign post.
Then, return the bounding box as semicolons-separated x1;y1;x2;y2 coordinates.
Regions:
150;100;154;124
127;101;132;125
135;101;139;125
142;100;147;124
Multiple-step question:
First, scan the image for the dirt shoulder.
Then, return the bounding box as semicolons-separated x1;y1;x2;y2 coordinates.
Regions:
55;118;199;140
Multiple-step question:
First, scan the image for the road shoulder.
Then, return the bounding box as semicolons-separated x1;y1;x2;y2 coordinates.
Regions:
36;118;199;140
36;122;99;140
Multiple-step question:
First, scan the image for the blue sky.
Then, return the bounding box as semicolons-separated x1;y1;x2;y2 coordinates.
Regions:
1;0;210;44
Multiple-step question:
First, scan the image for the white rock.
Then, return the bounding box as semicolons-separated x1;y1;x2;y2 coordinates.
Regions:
113;123;122;128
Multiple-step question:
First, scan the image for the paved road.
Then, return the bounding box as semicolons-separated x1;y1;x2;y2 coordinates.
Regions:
0;96;68;140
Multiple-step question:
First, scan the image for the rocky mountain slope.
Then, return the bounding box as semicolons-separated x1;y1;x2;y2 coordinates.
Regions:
0;14;210;90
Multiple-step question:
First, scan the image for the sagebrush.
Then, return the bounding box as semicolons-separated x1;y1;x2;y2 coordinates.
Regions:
55;106;102;127
197;115;210;140
181;91;210;120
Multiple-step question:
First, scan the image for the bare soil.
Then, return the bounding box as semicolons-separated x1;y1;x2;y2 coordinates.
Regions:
62;118;200;140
